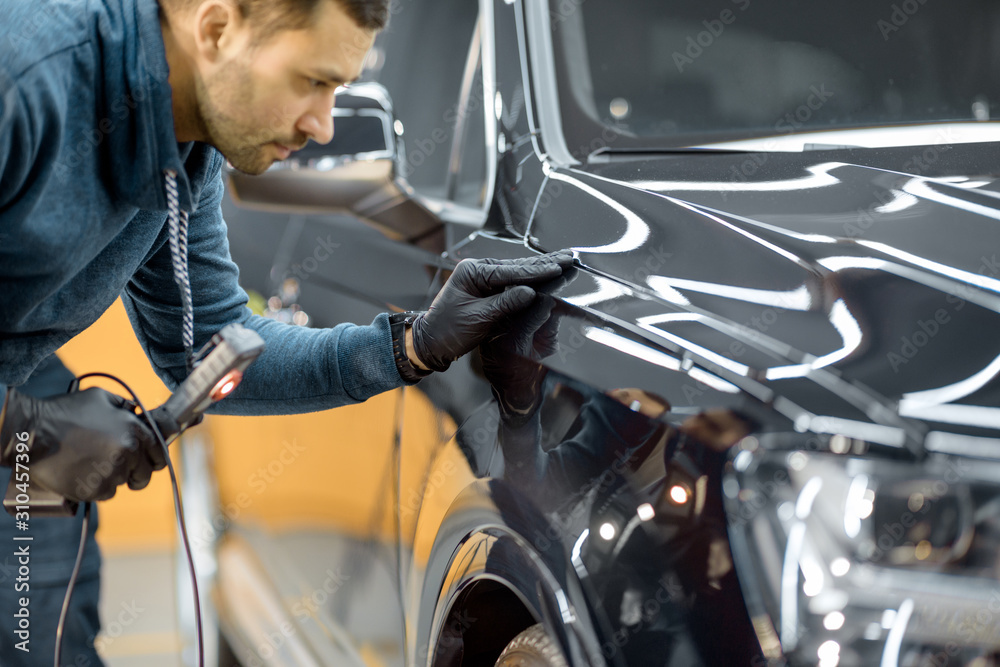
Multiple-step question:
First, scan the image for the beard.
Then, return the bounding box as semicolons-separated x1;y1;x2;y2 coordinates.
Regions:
195;59;303;176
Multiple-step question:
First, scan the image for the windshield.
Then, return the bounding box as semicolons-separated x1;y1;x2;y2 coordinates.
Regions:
551;0;1000;157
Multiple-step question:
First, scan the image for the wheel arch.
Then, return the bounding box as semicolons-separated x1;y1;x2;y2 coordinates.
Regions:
414;479;609;667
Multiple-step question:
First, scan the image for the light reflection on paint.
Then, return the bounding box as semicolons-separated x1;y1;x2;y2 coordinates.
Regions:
899;403;1000;429
924;431;1000;457
642;312;702;324
820;254;1000;315
817;256;890;272
809;300;863;369
808;416;905;447
766;363;813;380
764;299;862;377
855;238;1000;295
844;474;870;539
646;276;812;310
801;555;825;597
900;352;1000;408
667;198;807;265
880;599;914;667
564;276;631;307
830;558;851;577
688;367;740;394
874;190;919;214
548;171;651;254
636;314;751;376
646;281;691;305
818;639;841;667
632;162;845;193
584;327;682;371
780;522;807;649
688;202;841;245
904;178;1000;222
795;477;823;520
697;122;1000;152
571;528;590;567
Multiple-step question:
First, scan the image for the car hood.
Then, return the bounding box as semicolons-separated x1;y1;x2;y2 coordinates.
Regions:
529;142;1000;436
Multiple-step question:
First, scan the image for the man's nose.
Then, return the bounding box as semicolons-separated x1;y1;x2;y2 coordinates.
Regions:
296;97;335;145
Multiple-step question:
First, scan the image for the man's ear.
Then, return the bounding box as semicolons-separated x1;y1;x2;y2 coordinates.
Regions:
192;0;248;64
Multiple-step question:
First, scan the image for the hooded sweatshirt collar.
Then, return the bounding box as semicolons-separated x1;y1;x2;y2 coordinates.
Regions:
99;0;206;213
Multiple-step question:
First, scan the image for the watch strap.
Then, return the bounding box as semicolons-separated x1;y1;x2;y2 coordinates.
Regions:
389;311;433;383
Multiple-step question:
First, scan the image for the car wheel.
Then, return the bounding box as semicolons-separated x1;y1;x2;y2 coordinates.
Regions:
494;624;568;667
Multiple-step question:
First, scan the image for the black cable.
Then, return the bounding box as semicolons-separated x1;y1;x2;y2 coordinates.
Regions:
54;372;204;667
54;502;90;667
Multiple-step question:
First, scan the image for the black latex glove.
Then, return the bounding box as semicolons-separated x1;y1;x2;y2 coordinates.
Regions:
411;251;574;372
0;387;163;501
480;297;560;428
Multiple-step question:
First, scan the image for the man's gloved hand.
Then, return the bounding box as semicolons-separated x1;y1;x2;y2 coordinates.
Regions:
410;251;574;372
0;387;164;501
480;296;559;428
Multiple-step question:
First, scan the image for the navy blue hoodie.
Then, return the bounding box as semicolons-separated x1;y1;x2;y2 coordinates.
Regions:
0;0;405;413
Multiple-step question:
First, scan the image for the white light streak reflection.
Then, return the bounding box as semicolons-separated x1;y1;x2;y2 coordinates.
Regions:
632;162;845;193
584;327;681;371
810;300;863;369
880;599;914;667
844;475;870;539
904;179;1000;222
549;171;651;254
899;403;1000;429
688;368;740;393
564;276;630;307
900;353;1000;408
765;299;862;377
645;277;812;310
636;314;750;376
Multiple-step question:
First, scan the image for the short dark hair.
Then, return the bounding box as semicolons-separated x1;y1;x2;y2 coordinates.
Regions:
164;0;390;38
240;0;389;33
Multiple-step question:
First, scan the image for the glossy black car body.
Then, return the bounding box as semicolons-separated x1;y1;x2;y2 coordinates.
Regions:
201;1;1000;666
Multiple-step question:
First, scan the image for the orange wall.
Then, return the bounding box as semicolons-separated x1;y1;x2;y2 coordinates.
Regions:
58;300;180;553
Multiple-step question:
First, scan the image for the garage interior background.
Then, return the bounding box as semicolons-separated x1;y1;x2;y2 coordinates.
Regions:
58;298;450;666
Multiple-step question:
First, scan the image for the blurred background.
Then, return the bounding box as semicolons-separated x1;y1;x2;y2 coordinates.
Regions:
58;298;409;667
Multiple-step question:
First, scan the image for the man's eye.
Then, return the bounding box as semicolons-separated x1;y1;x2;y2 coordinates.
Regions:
308;78;329;89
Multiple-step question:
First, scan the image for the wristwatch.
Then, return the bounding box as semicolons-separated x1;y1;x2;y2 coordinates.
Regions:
388;311;433;383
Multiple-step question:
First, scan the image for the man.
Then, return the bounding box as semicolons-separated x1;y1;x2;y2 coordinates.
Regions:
0;0;572;663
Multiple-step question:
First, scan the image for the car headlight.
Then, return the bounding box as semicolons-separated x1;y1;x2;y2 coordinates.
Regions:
723;434;1000;667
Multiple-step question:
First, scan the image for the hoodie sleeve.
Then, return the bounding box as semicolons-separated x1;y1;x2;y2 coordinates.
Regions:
121;151;406;416
0;84;25;211
0;68;57;215
1;61;66;406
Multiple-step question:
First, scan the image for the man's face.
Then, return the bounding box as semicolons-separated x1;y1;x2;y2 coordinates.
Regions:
194;0;375;175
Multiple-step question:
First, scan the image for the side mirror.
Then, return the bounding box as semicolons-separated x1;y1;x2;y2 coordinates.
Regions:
226;82;440;242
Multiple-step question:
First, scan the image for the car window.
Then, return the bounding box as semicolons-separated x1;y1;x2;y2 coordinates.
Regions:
447;39;488;210
551;0;1000;155
367;0;482;200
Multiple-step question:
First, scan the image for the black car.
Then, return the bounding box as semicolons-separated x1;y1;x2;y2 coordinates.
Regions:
186;0;1000;665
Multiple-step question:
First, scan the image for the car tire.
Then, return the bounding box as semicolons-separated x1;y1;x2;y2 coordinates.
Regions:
494;624;568;667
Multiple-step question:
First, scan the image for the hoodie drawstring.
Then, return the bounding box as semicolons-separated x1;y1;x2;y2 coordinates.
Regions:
164;170;194;375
